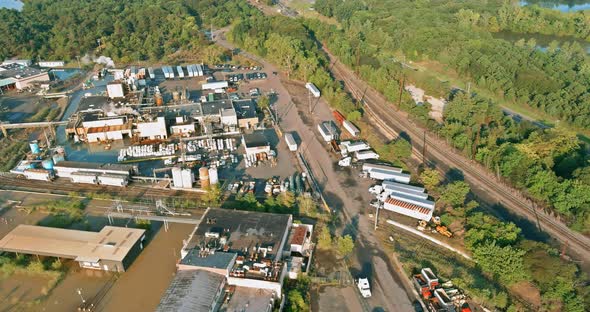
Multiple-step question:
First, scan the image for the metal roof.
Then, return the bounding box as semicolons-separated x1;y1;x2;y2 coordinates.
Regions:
157;269;225;312
180;250;237;270
0;225;145;262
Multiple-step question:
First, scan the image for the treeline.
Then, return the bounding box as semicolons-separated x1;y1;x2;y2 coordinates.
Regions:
228;14;359;116
0;0;256;62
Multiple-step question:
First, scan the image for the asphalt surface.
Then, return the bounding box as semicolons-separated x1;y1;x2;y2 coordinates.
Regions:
214;29;416;312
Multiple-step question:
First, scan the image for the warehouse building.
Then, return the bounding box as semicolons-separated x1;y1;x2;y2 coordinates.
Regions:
242;131;271;157
0;225;145;272
157;269;226;312
53;161;136;183
0;63;50;91
234;99;259;129
136;116;168;140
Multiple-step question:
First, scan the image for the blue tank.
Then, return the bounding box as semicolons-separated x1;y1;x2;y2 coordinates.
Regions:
41;159;54;170
52;154;65;164
29;141;41;154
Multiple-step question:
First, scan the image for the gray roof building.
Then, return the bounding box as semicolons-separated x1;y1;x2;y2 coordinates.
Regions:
157;269;226;312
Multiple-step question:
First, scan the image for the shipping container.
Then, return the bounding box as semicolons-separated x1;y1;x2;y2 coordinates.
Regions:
98;174;128;187
70;172;98;184
362;163;402;174
202;81;228;90
382;184;429;200
196;64;203;76
177;66;185;78
332;110;345;126
148;67;155;80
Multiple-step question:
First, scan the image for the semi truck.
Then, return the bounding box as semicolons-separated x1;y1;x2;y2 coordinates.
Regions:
354;150;380;161
340;140;370;156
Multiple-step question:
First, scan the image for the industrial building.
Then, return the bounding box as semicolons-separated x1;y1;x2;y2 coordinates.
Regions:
53;161;135;186
242;131;271;157
159;209;295;312
0;63;50;91
136;116;168;140
234;99;259;129
0;225;145;272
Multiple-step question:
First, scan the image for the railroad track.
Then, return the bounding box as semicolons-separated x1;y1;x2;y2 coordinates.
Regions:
327;54;590;260
0;175;200;200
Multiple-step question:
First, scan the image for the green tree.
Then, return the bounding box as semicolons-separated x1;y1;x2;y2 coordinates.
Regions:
286;290;309;312
203;185;222;206
473;241;529;285
420;168;442;192
297;195;316;215
465;213;521;248
317;225;332;249
440;181;470;208
346;110;362;122
336;235;354;258
279;191;296;208
257;95;270;110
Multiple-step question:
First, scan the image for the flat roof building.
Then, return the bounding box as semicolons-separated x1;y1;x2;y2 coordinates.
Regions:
0;225;146;272
0;63;50;90
234;99;258;129
157;269;226;312
242;131;271;157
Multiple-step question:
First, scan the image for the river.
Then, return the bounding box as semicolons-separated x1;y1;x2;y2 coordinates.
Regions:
520;0;590;12
0;0;23;10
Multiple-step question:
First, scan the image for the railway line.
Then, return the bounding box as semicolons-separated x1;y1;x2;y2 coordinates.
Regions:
0;175;200;200
326;50;590;262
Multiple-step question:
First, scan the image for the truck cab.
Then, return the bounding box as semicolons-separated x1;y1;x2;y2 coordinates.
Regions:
357;278;372;298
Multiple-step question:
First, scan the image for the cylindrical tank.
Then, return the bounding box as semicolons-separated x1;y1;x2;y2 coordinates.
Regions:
29;141;40;154
172;91;180;102
199;167;210;188
55;146;65;155
208;167;218;185
41;158;54;170
155;93;163;106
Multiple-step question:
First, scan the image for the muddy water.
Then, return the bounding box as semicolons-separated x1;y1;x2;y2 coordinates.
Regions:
94;223;194;312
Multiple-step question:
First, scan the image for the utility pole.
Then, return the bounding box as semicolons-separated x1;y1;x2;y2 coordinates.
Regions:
422;130;427;165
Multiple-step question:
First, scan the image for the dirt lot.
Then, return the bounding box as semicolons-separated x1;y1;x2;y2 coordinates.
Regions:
313;286;364;312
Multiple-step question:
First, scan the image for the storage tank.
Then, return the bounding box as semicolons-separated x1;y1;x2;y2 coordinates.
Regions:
199;166;210;188
41;158;54;170
172;91;180;102
52;154;65;164
208;167;218;185
172;167;183;188
181;169;194;188
155;93;163;106
29;141;41;154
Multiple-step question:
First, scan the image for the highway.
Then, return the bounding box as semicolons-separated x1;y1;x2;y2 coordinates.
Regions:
323;48;590;264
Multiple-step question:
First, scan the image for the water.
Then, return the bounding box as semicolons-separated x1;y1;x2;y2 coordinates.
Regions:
520;0;590;12
0;0;23;10
493;30;590;54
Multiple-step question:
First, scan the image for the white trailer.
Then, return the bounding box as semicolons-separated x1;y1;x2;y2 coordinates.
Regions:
388;192;435;210
148;67;155;80
196;64;204;76
202;81;228;90
366;168;410;183
305;82;320;98
362;163;402;174
354;150;379;161
382;196;434;221
343;120;360;137
186;65;193;77
341;141;370;155
23;169;54;181
317;123;333;142
167;66;175;79
383;185;429;200
285;133;298;151
357;278;372;298
177;66;185;78
382;180;425;193
162;66;169;79
70;172;98;184
98;174;128;187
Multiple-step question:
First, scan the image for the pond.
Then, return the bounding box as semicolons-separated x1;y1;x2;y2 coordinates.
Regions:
0;0;23;10
520;0;590;12
493;30;590;54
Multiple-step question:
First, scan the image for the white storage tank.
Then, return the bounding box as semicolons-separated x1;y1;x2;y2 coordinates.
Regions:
98;174;128;187
70;172;97;184
181;168;194;188
172;167;183;188
208;167;219;185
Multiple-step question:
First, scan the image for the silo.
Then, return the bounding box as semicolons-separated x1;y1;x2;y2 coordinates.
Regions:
208;167;219;185
181;169;194;188
199;167;210;189
172;167;183;188
172;91;180;102
155;93;163;106
29;141;40;154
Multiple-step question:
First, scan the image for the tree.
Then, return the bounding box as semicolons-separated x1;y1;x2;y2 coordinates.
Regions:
336;235;354;258
420;168;442;192
440;181;470;208
203;185;222;206
279;191;296;209
297;195;316;215
391;138;412;160
346;110;362;122
286;290;309;312
465;213;521;249
257;95;270;110
473;241;529;285
317;225;332;249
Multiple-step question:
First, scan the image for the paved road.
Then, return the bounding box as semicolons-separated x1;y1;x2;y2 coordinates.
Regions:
323;48;590;265
214;29;416;312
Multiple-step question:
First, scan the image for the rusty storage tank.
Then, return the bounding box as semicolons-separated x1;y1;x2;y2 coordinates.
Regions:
199;166;210;188
172;91;180;102
155;93;163;106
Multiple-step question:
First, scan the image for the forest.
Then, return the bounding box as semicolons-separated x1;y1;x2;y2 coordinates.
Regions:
0;0;257;63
